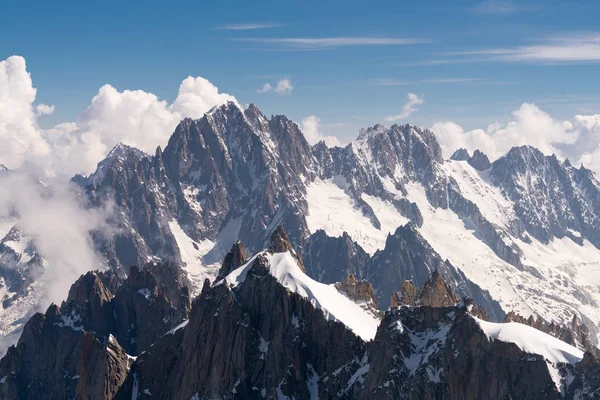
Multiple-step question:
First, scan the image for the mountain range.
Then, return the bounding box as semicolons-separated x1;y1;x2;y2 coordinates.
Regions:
1;101;600;398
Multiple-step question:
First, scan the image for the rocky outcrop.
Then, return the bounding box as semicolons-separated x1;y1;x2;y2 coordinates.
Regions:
415;271;459;307
335;274;379;308
216;241;248;280
467;149;491;170
391;272;459;308
303;230;369;283
360;305;562;400
116;245;368;399
0;305;131;400
450;148;470;161
364;224;504;320
397;280;417;306
504;311;596;353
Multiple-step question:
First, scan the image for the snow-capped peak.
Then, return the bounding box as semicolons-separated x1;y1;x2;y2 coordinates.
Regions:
224;250;381;341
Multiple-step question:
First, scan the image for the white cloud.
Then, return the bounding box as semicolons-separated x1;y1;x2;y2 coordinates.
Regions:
431;103;600;171
451;33;600;63
0;56;51;171
0;55;237;177
257;77;293;94
236;37;429;49
386;93;424;122
301;115;341;147
218;22;283;30
35;104;54;116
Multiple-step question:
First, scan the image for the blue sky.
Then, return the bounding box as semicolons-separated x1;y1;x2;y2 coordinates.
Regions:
2;0;600;143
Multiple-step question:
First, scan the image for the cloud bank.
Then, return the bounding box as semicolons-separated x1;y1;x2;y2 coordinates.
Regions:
0;56;237;177
431;103;600;170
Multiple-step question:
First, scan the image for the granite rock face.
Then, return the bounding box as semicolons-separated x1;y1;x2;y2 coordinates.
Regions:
0;261;191;400
364;224;504;320
467;149;491;170
303;230;369;283
3;228;600;399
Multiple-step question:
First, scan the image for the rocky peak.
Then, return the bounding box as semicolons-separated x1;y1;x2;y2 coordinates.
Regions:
467;149;491;170
270;225;306;272
216;240;248;280
450;148;470;161
334;274;379;308
392;280;417;307
302;229;369;284
415;270;459;307
270;224;293;253
65;271;113;307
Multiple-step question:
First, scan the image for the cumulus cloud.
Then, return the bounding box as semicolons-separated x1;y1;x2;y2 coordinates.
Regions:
301;115;341;147
0;55;237;177
386;93;424;122
0;56;51;171
257;77;293;94
35;104;54;116
431;103;600;171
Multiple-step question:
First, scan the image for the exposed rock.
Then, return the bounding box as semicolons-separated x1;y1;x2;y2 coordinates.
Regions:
216;240;248;280
467;149;491;170
0;305;130;400
416;270;459;307
269;225;306;272
360;305;561;400
335;274;379;308
116;247;368;400
364;224;504;320
303;230;369;283
504;311;596;353
450;148;471;161
399;280;417;306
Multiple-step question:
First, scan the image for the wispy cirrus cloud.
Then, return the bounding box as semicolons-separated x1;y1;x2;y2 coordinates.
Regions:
373;79;409;86
473;0;519;15
235;37;429;49
218;22;284;30
373;77;495;85
422;77;489;83
449;33;600;63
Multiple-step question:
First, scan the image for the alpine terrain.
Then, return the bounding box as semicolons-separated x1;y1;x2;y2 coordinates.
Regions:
1;102;600;399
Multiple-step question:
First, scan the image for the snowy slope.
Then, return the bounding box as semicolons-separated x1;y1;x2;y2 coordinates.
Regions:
225;250;381;341
307;156;600;343
404;177;600;338
442;160;517;229
305;178;407;254
474;316;584;390
168;219;242;295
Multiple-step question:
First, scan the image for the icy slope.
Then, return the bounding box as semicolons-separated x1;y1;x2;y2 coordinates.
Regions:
305;178;407;254
225;250;381;341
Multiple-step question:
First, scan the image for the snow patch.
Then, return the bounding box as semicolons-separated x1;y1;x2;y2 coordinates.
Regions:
306;178;396;254
168;219;242;295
